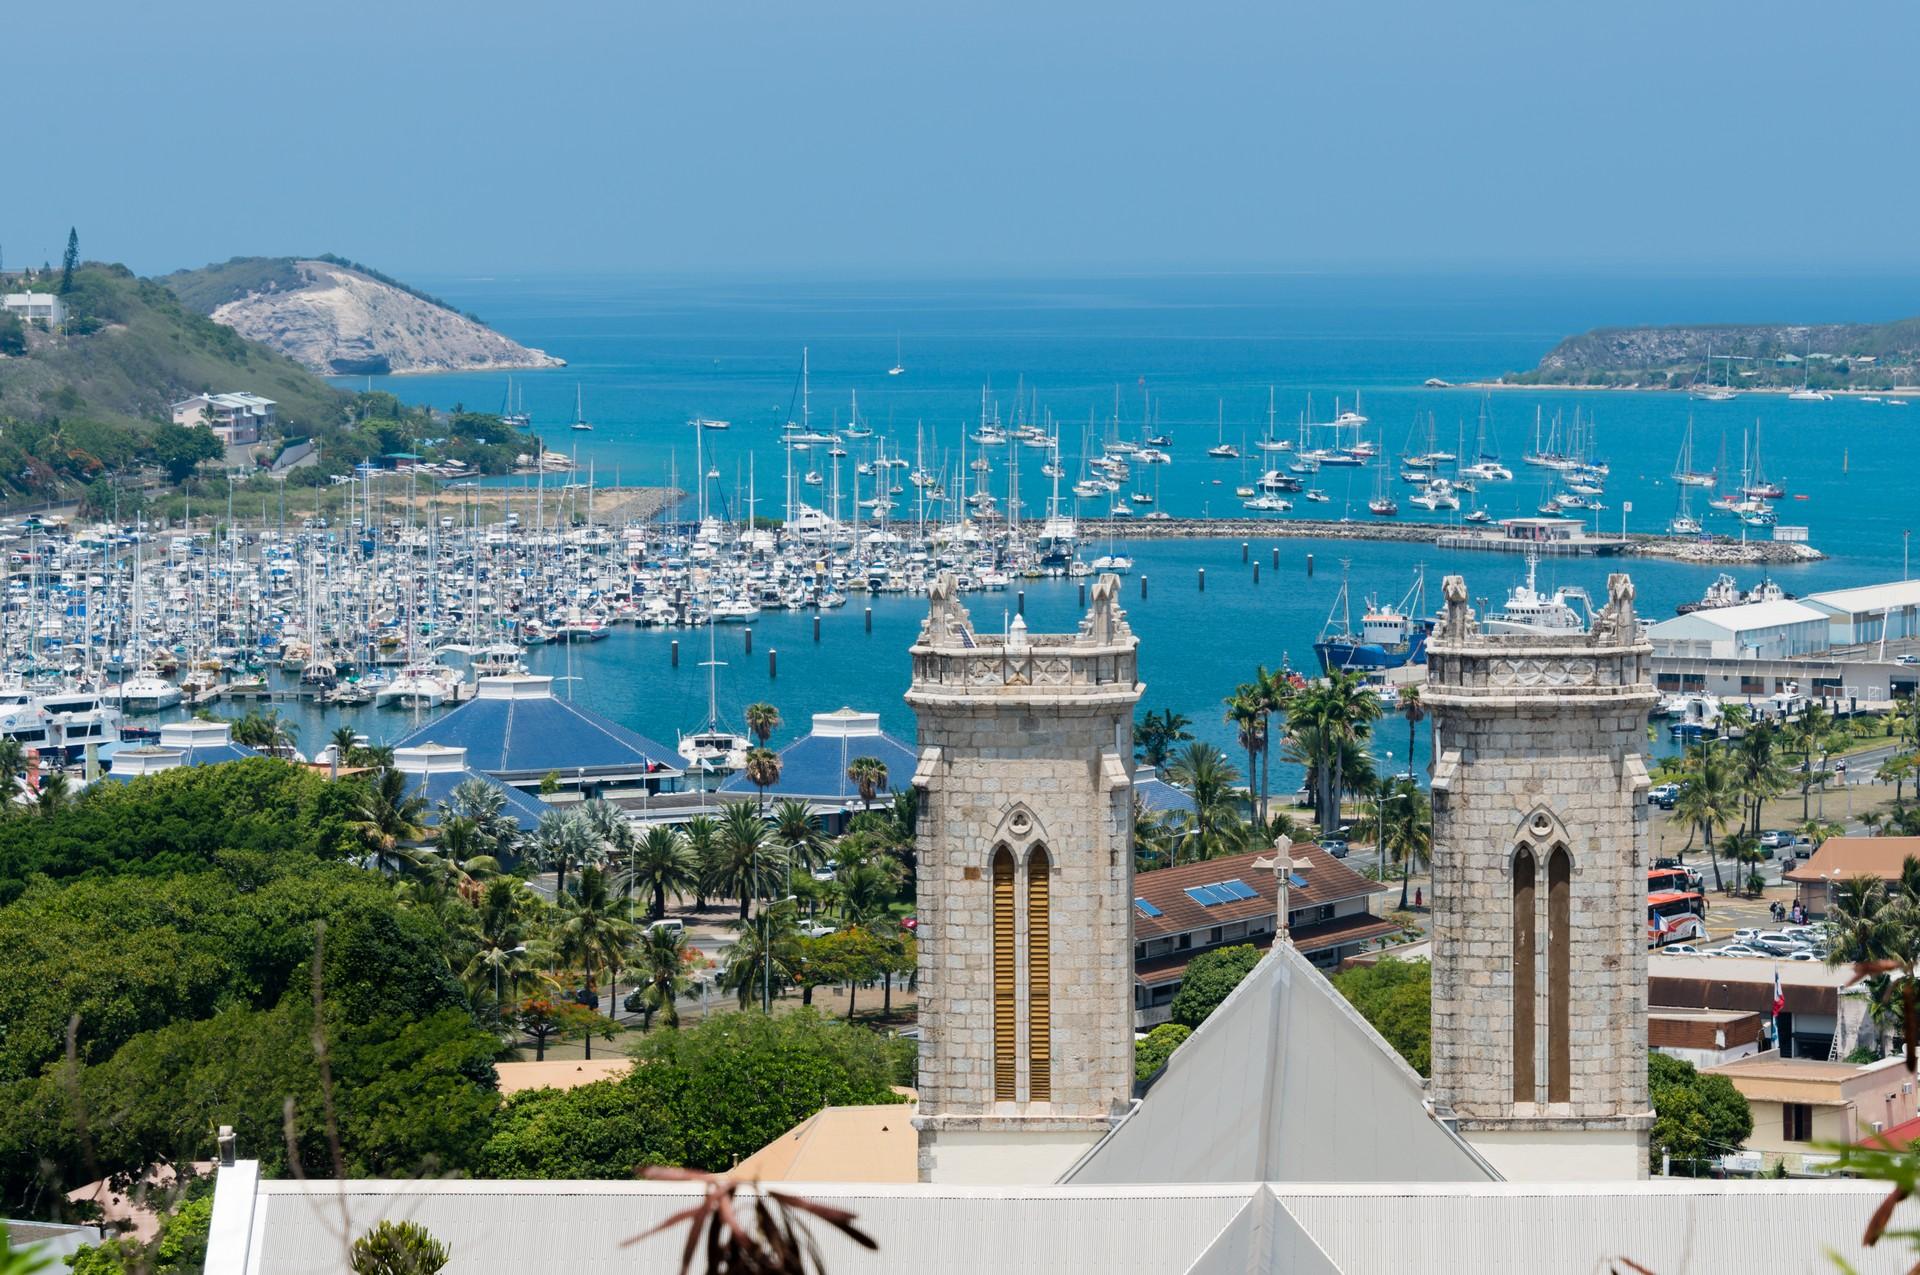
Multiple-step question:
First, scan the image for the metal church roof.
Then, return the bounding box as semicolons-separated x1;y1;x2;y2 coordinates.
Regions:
717;707;916;804
390;676;680;785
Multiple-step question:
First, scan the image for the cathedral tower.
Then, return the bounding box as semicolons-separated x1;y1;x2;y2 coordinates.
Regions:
905;573;1142;1183
1423;572;1655;1181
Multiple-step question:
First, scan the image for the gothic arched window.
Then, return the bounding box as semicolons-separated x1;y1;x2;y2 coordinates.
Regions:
992;846;1017;1102
1512;846;1537;1104
1026;845;1052;1102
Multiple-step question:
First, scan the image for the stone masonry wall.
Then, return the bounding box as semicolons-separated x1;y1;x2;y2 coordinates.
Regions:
1425;585;1655;1138
908;695;1136;1120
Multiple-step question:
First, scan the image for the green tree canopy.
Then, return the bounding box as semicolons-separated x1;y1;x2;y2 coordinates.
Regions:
478;1009;907;1178
1648;1051;1752;1176
1330;957;1432;1076
1134;1023;1191;1083
1168;943;1262;1029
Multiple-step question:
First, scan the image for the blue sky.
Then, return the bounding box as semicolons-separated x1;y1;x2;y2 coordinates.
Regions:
5;0;1916;277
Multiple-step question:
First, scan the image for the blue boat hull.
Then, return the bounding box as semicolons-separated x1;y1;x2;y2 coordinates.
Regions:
1313;631;1429;676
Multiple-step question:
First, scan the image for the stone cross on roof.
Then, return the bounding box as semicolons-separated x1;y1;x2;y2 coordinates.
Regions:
1253;835;1308;944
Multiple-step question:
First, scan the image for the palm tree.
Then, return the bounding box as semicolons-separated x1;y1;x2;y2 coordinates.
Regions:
773;799;826;878
553;866;635;1052
744;746;782;812
581;798;636;887
744;702;782;748
34;772;70;818
1673;745;1736;892
329;725;360;776
1225;690;1264;827
444;777;515;859
1731;722;1791;838
633;923;693;1028
348;766;429;873
1133;708;1193;768
531;806;595;900
1879;751;1916;807
1385;779;1432;911
1250;666;1291;828
1286;672;1382;835
719;898;804;1008
630;824;696;922
1788;703;1833;823
0;736;27;806
847;756;888;812
1826;871;1919;1071
1167;741;1242;861
682;814;720;911
1398;685;1426;779
708;801;785;920
1721;830;1765;898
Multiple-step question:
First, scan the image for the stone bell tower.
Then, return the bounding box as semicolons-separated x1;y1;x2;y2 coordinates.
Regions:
1423;572;1656;1181
905;573;1142;1184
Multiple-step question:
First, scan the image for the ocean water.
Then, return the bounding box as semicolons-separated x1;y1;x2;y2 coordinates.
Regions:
288;272;1920;783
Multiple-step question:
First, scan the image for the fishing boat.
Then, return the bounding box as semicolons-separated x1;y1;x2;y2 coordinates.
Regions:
1312;569;1430;676
1675;573;1793;616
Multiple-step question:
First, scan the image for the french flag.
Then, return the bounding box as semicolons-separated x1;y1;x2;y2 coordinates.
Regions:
1772;967;1786;1018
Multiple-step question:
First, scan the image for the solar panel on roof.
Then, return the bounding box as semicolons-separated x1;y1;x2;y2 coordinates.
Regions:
1183;886;1219;907
1134;898;1162;917
1288;872;1309;889
1220;878;1257;900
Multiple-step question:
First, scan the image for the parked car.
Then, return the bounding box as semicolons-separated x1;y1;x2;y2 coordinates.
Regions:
1649;783;1681;807
1791;839;1814;860
649;919;685;937
1759;829;1795;850
1896;654;1919;667
1731;928;1763;943
1662;944;1704;956
1321;837;1350;859
1717;944;1765;958
1787;951;1818;962
1751;935;1805;957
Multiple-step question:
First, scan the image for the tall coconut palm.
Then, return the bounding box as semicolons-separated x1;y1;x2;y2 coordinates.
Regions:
1731;722;1791;838
772;798;826;877
1133;708;1194;769
348;766;429;874
531;806;595;900
1674;744;1736;892
630;824;696;921
633;923;693;1029
1249;665;1291;824
744;746;782;812
1398;684;1426;778
1826;868;1920;1072
744;702;782;748
720;897;804;1008
553;866;635;1053
1167;741;1242;861
1789;702;1833;822
708;801;786;920
847;756;888;812
1225;690;1264;827
682;814;720;911
1384;779;1432;910
1286;672;1381;835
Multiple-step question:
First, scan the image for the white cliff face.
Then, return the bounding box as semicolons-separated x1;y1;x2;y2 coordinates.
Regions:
208;260;563;376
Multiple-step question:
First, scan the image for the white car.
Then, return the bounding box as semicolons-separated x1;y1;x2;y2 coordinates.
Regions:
1662;944;1704;955
1717;944;1765;958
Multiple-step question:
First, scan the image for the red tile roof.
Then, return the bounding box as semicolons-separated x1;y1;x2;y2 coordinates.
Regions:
1133;843;1385;942
1135;914;1404;986
1859;1114;1920;1152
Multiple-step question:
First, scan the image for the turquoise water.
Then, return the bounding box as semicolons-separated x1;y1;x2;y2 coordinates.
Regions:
278;273;1920;782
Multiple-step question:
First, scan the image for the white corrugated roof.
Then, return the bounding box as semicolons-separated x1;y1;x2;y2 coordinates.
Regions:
1807;579;1920;616
1649;599;1830;634
206;1172;1918;1274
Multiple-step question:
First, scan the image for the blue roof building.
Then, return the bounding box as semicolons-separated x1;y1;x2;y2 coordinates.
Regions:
718;707;916;808
391;675;681;794
104;720;259;780
392;743;550;830
1133;766;1197;816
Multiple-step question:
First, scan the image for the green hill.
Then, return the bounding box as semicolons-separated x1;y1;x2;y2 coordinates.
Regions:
0;262;347;434
0;261;535;511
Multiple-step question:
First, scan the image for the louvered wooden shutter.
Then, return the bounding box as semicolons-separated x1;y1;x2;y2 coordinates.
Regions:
1027;847;1052;1102
992;848;1017;1101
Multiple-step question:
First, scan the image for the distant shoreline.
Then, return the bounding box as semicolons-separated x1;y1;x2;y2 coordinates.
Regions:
1448;380;1920;398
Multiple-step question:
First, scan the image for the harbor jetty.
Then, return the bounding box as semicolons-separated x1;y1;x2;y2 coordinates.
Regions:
1078;515;1821;564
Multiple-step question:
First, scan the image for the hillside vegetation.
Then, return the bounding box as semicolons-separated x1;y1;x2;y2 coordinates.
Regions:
0;261;540;514
1503;317;1920;389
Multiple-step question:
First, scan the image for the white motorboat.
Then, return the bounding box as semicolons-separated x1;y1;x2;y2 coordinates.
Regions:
118;665;184;713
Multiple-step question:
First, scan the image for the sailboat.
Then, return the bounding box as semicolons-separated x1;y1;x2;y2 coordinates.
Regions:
1668;421;1703;535
1742;419;1784;499
1206;401;1238;458
888;333;905;376
1256;387;1291;452
678;618;751;779
1367;458;1398;516
570;385;593;431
